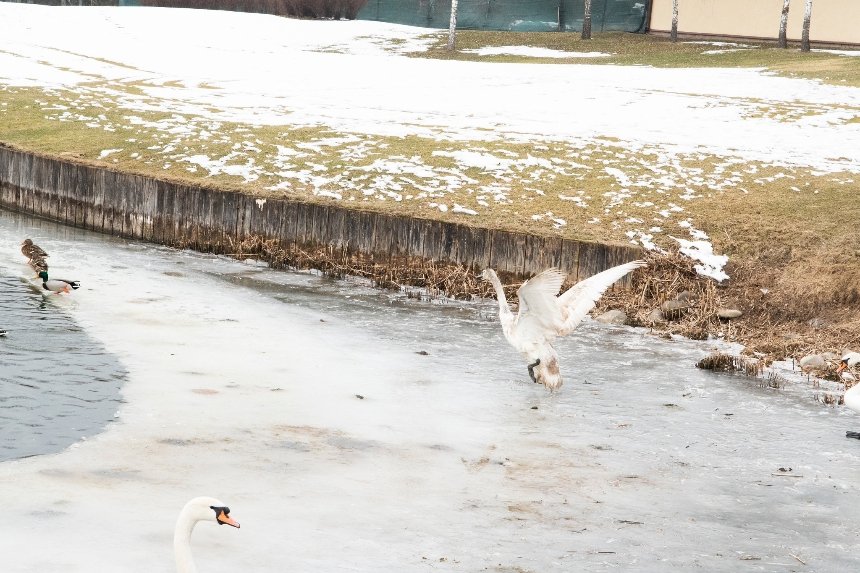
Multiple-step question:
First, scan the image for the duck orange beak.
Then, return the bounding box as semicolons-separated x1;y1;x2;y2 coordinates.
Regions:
217;510;240;528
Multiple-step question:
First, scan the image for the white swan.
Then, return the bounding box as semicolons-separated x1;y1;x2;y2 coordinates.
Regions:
837;353;860;439
483;260;646;390
175;497;240;573
839;353;860;404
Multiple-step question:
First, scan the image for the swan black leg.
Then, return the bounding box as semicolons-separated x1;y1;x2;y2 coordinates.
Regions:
846;431;860;439
527;359;541;383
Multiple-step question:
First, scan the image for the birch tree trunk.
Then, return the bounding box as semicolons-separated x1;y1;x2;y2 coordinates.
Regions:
670;0;679;43
446;0;459;51
582;0;593;40
778;0;791;48
800;0;813;52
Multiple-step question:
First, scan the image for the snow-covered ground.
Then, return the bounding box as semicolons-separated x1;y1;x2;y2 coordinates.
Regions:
3;199;860;572
1;3;860;283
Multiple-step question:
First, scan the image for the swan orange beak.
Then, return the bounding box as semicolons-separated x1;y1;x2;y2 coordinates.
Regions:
837;360;848;374
217;510;240;528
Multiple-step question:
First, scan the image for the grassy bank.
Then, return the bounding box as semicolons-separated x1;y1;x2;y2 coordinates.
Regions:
1;29;858;363
421;31;860;88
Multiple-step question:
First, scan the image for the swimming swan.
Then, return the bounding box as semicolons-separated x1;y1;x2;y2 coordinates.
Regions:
483;260;646;390
175;497;240;573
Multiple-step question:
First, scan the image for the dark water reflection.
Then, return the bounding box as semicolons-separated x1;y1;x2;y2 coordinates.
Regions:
0;271;126;461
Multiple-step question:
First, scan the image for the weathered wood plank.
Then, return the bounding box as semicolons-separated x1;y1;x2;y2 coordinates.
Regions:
0;147;642;288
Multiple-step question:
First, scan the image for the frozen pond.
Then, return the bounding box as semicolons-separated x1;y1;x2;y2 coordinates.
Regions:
1;208;859;572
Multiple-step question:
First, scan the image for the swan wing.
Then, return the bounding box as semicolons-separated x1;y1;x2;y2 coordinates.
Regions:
557;260;646;335
515;268;566;341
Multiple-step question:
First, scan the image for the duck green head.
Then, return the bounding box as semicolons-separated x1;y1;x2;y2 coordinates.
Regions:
38;271;48;281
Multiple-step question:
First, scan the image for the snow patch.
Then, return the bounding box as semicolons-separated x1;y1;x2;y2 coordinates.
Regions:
464;46;611;59
98;148;122;159
671;236;729;282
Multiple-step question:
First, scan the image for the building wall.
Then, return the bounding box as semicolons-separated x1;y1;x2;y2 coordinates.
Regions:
650;0;860;45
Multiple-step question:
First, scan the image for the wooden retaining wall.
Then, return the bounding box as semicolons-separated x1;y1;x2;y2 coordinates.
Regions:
0;145;641;286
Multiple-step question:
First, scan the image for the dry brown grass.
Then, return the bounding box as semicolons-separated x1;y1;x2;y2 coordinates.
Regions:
595;248;860;365
226;233;489;299
696;351;763;377
222;233;856;369
422;31;860;88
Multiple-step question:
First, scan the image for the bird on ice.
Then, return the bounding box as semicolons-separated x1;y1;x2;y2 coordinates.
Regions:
483;260;646;391
838;352;860;439
37;271;80;295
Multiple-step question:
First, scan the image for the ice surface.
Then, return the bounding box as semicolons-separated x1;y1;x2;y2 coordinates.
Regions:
2;209;860;571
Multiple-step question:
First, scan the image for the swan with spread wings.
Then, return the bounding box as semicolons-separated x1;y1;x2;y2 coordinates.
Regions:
482;260;646;391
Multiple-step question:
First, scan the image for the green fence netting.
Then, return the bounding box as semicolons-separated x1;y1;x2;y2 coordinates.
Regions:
357;0;648;33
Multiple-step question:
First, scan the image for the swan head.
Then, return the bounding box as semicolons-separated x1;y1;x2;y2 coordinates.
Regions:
838;359;851;374
183;497;240;528
481;269;497;282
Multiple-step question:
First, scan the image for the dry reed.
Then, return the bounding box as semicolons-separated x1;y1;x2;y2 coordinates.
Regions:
695;351;763;377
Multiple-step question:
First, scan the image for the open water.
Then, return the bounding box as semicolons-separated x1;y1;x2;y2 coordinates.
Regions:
0;221;125;461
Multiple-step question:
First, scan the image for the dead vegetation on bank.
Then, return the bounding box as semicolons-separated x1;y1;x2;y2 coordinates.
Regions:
227;234;492;299
228;233;857;371
595;249;860;368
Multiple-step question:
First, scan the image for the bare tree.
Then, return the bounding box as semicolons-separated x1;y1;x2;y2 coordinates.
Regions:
670;0;679;43
446;0;458;51
801;0;813;52
778;0;791;48
582;0;592;40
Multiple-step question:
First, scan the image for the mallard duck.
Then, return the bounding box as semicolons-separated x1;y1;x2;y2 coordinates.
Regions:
28;255;48;276
20;239;49;261
37;271;80;294
482;260;646;391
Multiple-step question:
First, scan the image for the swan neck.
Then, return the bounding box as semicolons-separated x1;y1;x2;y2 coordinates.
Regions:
486;270;510;314
174;511;199;573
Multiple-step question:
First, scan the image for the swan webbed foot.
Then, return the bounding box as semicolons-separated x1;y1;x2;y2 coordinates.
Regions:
527;358;541;384
846;431;860;440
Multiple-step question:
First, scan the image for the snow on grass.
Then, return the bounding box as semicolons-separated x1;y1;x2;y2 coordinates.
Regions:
702;49;757;55
684;41;757;47
671;236;730;282
98;148;122;158
464;46;611;58
452;204;478;215
813;49;860;57
1;3;859;283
